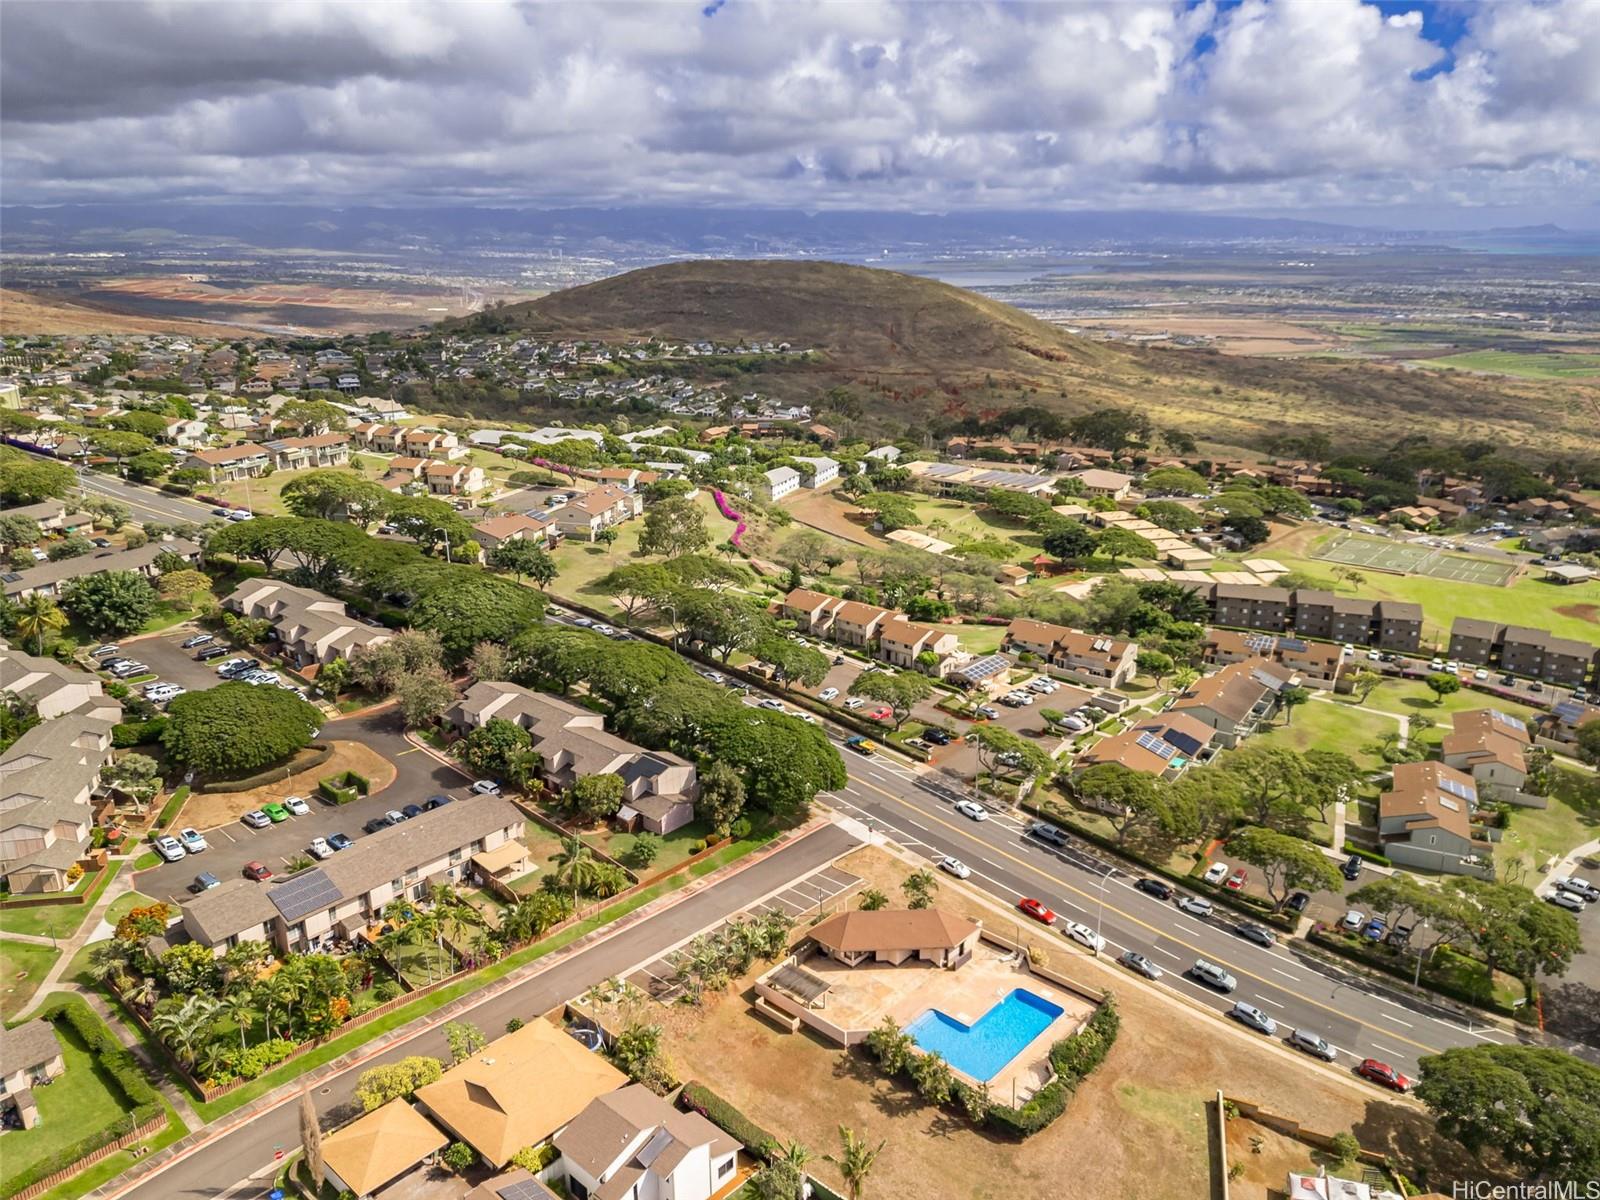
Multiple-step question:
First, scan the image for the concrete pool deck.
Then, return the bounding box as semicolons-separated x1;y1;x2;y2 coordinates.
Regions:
794;942;1096;1103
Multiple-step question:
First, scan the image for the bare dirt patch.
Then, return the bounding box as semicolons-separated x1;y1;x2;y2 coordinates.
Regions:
0;287;241;337
659;844;1496;1199
1081;315;1343;357
184;740;397;829
1554;603;1599;625
783;491;889;550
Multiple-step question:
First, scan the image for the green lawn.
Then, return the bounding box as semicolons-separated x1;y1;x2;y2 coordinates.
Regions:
603;819;717;875
1271;540;1600;645
0;864;123;940
951;622;1008;656
1250;699;1397;770
1416;349;1600;381
27;1105;187;1200
387;940;459;989
0;1015;138;1188
0;940;61;1020
907;497;1039;561
1497;769;1600;882
1356;680;1543;747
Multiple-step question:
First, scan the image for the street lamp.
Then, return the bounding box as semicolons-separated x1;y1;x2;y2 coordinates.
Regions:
1093;863;1110;957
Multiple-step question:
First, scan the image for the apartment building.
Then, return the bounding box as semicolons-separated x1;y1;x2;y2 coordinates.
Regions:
2;538;201;602
795;455;840;487
1447;618;1505;667
547;484;643;542
223;578;393;667
831;599;894;648
1293;590;1381;644
0;702;118;893
158;417;209;447
1441;709;1531;793
184;442;271;482
1194;584;1422;652
1170;657;1297;747
1447;618;1598;687
265;432;351;472
877;617;960;675
1379;762;1494;878
1066;468;1133;499
781;587;846;635
182;799;524;953
1204;630;1344;689
0;644;114;721
1004;618;1139;687
1211;584;1295;634
449;682;699;833
759;465;800;502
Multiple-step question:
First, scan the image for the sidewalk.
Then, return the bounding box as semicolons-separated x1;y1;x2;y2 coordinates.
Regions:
14;860;136;1020
1536;836;1600;895
80;990;204;1130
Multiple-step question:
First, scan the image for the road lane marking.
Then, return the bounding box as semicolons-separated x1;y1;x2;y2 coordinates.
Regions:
1370;1042;1405;1058
1149;946;1180;961
835;771;1448;1058
1254;995;1284;1009
1271;967;1302;982
1382;1015;1414;1028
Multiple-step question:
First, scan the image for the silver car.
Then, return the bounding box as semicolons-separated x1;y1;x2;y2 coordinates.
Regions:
1230;1002;1277;1036
1288;1028;1337;1061
1118;950;1163;980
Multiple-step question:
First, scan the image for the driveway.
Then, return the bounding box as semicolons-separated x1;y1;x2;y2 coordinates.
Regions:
135;707;485;904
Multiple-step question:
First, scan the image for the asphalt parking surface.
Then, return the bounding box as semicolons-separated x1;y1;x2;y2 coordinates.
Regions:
111;625;236;693
134;707;493;903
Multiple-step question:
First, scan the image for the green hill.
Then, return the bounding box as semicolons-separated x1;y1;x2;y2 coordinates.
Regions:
456;259;1597;454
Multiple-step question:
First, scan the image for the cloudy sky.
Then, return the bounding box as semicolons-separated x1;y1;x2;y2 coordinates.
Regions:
3;0;1598;227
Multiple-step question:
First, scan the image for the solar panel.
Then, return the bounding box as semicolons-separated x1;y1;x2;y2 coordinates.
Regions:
1439;777;1475;802
1135;732;1177;760
494;1179;561;1200
1489;710;1528;733
268;867;343;923
1244;633;1275;652
1278;638;1308;652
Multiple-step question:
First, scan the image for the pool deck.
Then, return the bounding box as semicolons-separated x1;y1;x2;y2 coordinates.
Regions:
802;942;1095;1103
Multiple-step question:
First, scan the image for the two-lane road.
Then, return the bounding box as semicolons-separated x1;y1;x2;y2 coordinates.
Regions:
822;744;1568;1080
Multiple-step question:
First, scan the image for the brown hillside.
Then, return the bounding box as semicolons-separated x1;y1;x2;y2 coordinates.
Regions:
466;259;1597;454
0;287;245;337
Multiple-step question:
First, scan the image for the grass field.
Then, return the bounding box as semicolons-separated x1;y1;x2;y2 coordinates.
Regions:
0;865;123;940
1497;769;1600;883
1249;698;1397;770
1313;532;1518;586
1355;680;1543;746
1416;350;1600;380
907;497;1041;561
0;940;61;1019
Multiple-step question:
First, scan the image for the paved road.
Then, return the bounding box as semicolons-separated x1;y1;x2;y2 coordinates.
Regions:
819;745;1590;1080
75;471;222;527
111;823;859;1200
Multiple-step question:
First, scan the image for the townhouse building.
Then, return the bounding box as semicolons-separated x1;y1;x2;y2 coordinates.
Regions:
553;1085;739;1200
1441;709;1531;794
1003;618;1139;687
1;538;200;602
831;599;894;648
1204;630;1344;689
424;460;487;496
1074;712;1215;781
223;579;393;668
182;799;524;954
795;455;840;487
877;617;960;675
1067;468;1134;499
449;682;699;833
265;432;351;472
4;499;95;537
1170;657;1296;747
0;697;118;894
472;512;557;557
781;588;846;635
547;484;643;542
1378;762;1494;878
0;1021;65;1130
158;416;209;447
184;442;271;482
759;465;800;502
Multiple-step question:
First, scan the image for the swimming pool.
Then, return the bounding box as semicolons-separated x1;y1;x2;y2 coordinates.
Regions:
904;988;1063;1082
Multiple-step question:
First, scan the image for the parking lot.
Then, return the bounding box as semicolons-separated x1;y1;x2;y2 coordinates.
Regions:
134;708;487;904
105;625;235;693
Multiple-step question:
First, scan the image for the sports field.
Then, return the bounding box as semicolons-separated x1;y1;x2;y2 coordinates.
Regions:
1314;533;1517;587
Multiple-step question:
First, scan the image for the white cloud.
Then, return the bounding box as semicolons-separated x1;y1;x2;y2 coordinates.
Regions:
1;0;1596;218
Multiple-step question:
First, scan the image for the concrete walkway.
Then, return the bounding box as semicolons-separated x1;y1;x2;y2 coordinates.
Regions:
1537;836;1600;896
80;990;204;1130
13;859;136;1020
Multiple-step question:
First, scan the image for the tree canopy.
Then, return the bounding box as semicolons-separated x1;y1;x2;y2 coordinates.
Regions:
60;570;157;635
163;683;323;777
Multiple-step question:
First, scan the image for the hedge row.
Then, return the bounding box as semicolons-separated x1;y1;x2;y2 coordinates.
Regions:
678;1081;779;1164
1304;927;1527;1019
1022;799;1296;931
318;768;371;805
1341;842;1394;867
112;717;168;748
154;785;190;829
199;742;333;793
976;996;1121;1138
0;997;165;1195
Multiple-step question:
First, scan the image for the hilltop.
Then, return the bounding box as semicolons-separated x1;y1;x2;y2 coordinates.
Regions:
473;259;1597;454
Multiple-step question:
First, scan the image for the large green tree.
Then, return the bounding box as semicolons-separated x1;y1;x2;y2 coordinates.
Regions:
1070;763;1167;846
699;703;846;821
847;671;934;730
638;497;711;557
0;450;74;504
1415;1046;1600;1183
163;683;322;777
410;573;545;659
60;569;157;635
281;470;391;526
1225;825;1341;908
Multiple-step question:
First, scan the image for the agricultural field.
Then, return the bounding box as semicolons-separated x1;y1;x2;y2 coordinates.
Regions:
1415;350;1600;381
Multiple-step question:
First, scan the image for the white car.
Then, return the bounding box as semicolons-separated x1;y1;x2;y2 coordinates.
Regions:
794;712;816;724
227;510;252;521
1063;922;1105;952
700;670;725;684
177;828;207;853
1474;669;1489;681
216;657;250;675
242;809;271;829
818;687;839;702
1342;909;1366;930
1547;890;1586;913
843;697;865;710
1202;861;1230;885
153;835;187;863
283;796;311;817
938;856;971;879
593;624;615;636
308;837;334;860
471;780;501;796
1061;716;1088;732
758;698;785;711
1428;659;1445;671
954;800;989;822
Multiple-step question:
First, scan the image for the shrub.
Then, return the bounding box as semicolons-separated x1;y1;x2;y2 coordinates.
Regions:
729;817;752;839
981;997;1119;1139
374;980;402;1002
113;717;168;747
1341;842;1393;867
319;769;369;804
235;1038;298;1079
510;1142;560;1173
679;1081;778;1163
66;863;85;883
686;838;707;855
440;1142;477;1174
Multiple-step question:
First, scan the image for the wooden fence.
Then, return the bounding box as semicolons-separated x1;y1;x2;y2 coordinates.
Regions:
0;864;109;909
8;1112;167;1200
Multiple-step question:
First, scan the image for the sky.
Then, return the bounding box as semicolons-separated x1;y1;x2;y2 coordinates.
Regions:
3;0;1598;228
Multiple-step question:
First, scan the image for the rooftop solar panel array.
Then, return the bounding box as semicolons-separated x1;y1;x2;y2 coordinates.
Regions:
1135;731;1178;760
268;867;343;923
1439;777;1475;802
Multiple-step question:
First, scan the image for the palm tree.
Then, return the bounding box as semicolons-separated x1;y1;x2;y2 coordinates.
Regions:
549;835;605;908
221;990;256;1051
825;1126;886;1200
15;594;66;655
775;1139;811;1173
86;940;135;991
152;995;220;1067
195;1039;232;1084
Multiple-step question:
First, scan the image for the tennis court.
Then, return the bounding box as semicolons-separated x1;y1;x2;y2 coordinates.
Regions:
1313;534;1518;586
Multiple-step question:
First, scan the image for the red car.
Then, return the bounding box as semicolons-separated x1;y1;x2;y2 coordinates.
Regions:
1225;868;1249;892
1356;1058;1412;1092
1018;897;1056;924
243;861;273;882
866;705;893;722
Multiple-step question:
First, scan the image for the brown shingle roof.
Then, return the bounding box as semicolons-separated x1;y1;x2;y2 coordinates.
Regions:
808;908;977;955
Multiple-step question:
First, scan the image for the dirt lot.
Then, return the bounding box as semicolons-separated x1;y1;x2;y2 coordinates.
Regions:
182;740;398;828
783;490;888;550
659;845;1499;1200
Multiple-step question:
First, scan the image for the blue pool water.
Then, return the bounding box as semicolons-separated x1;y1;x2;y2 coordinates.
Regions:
904;988;1063;1082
